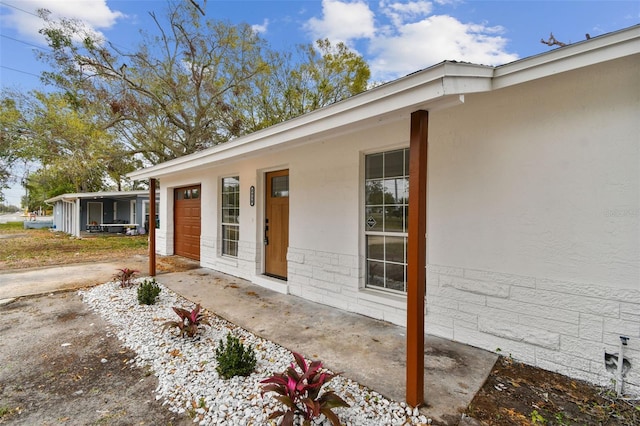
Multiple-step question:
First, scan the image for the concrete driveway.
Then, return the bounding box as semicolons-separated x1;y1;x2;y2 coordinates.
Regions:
0;263;133;302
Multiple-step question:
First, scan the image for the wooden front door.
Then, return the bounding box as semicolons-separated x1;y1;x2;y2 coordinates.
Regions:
174;185;201;260
265;170;289;279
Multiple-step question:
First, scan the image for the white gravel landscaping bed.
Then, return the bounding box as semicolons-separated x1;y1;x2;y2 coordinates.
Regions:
79;280;432;425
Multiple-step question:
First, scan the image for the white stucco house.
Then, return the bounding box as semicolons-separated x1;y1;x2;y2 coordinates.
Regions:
129;25;640;397
46;190;159;237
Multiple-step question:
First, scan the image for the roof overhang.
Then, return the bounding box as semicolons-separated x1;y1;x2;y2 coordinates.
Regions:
45;190;155;204
493;24;640;89
128;24;640;181
128;61;493;180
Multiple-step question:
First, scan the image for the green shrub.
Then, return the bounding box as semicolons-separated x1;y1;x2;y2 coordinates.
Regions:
137;279;161;305
215;332;257;379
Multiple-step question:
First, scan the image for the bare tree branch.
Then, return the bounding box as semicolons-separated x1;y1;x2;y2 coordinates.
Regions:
541;32;567;47
188;0;206;16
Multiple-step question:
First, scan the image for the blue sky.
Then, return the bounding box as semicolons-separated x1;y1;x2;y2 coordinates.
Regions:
1;0;638;205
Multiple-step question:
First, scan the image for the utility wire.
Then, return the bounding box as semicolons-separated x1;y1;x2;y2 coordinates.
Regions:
0;3;50;82
0;65;41;78
0;1;40;18
1;34;50;51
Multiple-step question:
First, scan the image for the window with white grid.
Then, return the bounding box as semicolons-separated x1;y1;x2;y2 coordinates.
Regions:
364;148;409;293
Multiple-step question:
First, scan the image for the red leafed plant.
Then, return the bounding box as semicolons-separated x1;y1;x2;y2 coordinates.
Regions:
162;304;210;338
113;267;138;288
260;351;350;426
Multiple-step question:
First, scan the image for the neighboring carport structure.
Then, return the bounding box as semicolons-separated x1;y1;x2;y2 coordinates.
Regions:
46;190;159;238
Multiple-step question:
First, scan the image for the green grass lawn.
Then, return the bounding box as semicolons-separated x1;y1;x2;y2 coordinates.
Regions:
0;222;148;269
0;221;24;233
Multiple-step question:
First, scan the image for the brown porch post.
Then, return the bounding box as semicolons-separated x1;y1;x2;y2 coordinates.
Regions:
149;178;157;277
406;110;428;407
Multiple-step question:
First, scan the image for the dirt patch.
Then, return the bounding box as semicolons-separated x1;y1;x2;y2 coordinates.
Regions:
466;356;639;425
109;255;201;277
0;291;191;425
156;256;201;273
0;234;28;240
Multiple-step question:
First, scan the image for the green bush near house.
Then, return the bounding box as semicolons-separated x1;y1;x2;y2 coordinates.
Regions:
215;332;257;379
137;279;161;305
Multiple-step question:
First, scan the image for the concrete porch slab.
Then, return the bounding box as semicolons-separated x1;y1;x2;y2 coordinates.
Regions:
157;267;498;424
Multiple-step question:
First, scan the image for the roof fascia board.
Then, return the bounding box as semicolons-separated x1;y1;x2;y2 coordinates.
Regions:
45;194;80;203
494;25;640;89
172;94;471;177
128;62;493;180
45;190;153;203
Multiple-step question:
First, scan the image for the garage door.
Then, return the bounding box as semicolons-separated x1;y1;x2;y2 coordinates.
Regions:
174;185;201;260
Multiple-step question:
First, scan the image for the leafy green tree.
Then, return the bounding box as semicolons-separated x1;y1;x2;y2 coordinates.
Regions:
0;202;21;213
36;2;370;163
292;38;370;113
1;90;136;209
23;168;76;211
5;1;371;205
234;38;370;132
37;2;271;163
0;96;26;203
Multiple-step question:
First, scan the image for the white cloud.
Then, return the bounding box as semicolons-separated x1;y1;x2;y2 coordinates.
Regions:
304;0;518;82
252;18;269;35
304;0;375;43
380;0;433;27
370;14;519;80
1;0;124;42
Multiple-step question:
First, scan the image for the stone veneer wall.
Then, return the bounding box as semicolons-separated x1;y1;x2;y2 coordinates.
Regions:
287;247;409;325
426;265;639;396
155;229;171;256
286;245;640;396
200;237;261;283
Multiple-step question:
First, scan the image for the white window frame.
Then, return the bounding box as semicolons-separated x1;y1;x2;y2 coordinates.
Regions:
364;148;410;293
142;201;148;227
130;200;136;224
221;176;240;257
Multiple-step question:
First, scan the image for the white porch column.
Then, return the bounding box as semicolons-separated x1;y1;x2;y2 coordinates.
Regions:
74;198;81;237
